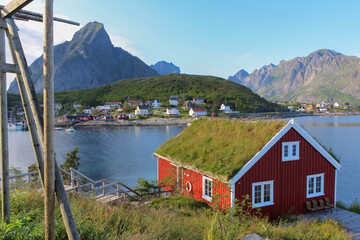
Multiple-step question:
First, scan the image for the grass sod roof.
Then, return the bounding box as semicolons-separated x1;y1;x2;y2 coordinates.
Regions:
155;118;288;181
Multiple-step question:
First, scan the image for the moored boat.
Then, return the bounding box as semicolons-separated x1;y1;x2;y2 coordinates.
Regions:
65;127;75;132
54;127;63;131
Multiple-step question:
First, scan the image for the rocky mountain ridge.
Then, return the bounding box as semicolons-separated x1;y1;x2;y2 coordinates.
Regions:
8;21;158;93
228;49;360;104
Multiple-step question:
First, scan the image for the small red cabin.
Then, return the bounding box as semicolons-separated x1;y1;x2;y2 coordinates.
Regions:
155;119;340;219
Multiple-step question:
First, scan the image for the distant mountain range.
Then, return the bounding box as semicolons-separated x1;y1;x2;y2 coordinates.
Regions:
228;49;360;104
150;61;180;75
8;21;158;93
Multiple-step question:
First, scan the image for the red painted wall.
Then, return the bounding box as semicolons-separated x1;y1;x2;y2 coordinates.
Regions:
158;157;231;208
235;127;336;219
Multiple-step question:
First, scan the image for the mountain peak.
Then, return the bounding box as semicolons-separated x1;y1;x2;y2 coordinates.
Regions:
71;21;112;49
228;69;249;83
311;49;342;57
150;61;180;75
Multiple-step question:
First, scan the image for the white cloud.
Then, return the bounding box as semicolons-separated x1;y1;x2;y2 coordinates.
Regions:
109;34;140;57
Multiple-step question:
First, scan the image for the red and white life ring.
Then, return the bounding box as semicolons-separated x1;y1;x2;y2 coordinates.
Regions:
185;181;192;193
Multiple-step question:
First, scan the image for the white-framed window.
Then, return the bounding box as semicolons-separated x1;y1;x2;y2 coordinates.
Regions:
307;173;324;198
202;176;212;202
282;141;300;161
252;180;274;207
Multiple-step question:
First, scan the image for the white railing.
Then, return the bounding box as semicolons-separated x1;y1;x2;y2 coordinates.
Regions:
0;168;170;202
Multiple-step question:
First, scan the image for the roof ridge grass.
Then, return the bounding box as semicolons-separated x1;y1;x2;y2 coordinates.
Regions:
156;118;288;181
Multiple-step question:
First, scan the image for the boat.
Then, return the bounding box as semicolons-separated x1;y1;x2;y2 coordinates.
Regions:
8;123;16;131
65;127;75;132
54;127;63;131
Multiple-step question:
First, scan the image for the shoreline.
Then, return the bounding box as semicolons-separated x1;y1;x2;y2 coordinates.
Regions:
55;112;360;128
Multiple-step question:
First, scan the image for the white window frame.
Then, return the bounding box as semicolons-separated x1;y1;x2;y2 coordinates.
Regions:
252;180;274;208
307;173;324;198
202;176;213;202
282;141;300;161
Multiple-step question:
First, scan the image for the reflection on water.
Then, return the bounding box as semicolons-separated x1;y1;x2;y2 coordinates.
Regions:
302;122;360;127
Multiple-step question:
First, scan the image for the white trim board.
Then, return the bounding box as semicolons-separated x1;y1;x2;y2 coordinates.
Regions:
229;119;341;185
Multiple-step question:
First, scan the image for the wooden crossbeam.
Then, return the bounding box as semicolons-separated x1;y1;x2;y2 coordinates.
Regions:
1;0;33;18
0;63;20;73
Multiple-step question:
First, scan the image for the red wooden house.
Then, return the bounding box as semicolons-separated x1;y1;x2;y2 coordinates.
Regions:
76;113;94;121
155;119;340;219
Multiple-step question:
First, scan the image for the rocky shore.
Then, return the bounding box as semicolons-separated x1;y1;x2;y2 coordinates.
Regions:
55;111;360;128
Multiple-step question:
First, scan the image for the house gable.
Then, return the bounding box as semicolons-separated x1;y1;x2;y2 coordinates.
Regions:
233;126;338;218
229;120;340;185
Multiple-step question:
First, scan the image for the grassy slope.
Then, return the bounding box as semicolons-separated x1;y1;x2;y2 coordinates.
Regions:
53;73;279;112
0;191;350;240
156;119;288;181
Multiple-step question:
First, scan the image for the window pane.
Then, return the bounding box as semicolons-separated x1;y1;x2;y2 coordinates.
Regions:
264;184;270;202
316;176;322;193
255;185;261;204
292;144;297;156
209;181;212;197
284;145;288;157
308;178;314;194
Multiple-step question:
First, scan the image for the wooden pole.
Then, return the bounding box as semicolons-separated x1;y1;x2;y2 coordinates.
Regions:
0;19;9;224
6;19;79;240
5;18;44;142
43;0;55;238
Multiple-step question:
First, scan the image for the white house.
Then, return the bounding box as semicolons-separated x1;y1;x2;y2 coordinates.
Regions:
166;108;179;116
83;107;95;114
105;102;122;108
135;105;151;116
73;102;82;109
334;102;341;108
169;96;178;106
220;104;231;111
189;108;207;117
152;100;162;108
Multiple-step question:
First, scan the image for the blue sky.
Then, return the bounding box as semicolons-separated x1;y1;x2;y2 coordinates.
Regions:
2;0;360;85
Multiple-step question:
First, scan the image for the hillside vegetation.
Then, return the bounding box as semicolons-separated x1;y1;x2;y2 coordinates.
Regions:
0;191;350;239
53;74;280;112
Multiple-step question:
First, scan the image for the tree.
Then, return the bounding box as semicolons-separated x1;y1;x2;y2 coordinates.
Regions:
122;104;135;114
91;109;100;116
60;147;80;172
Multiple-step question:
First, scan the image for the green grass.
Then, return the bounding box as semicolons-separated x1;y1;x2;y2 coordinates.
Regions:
0;191;350;239
156;118;288;181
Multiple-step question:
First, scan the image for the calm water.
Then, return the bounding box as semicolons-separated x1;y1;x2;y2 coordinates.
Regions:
8;125;185;188
7;116;360;205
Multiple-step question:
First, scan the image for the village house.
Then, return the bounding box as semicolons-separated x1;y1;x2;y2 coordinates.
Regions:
166;108;180;116
116;113;129;120
62;116;78;122
83;107;95;114
305;105;314;111
105;102;122;108
220;103;231;112
135;105;151;116
152;99;162;108
183;100;195;109
102;115;114;120
54;103;62;111
76;113;94;121
127;100;142;106
8;112;16;123
155;119;340;219
96;105;111;115
169;96;179;106
189;108;207;117
73;102;82;109
193;97;204;105
334;102;341;108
